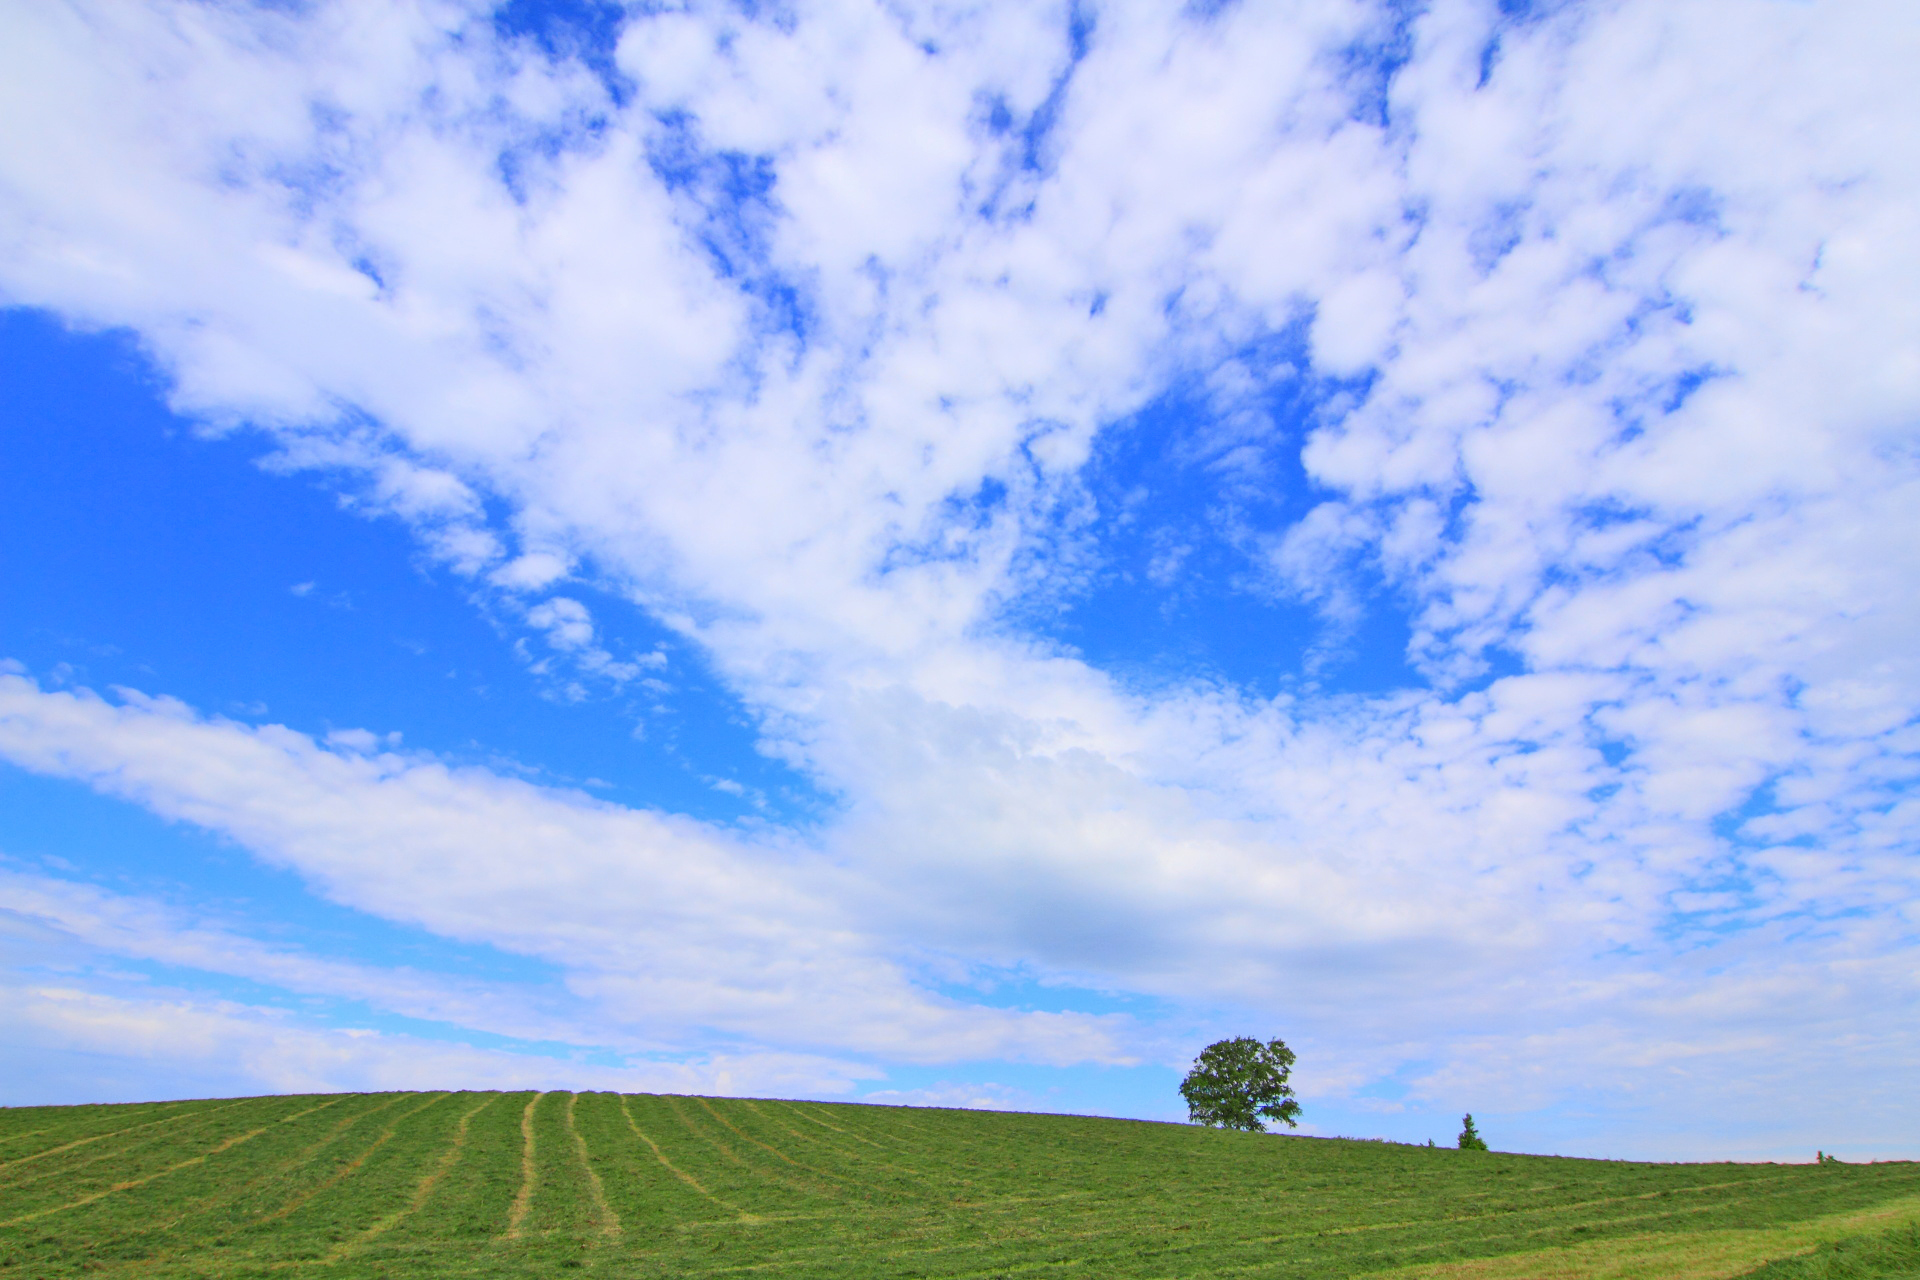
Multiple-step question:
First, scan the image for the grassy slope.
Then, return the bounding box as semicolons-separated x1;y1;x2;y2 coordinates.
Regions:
1736;1223;1920;1279
1;1092;1915;1279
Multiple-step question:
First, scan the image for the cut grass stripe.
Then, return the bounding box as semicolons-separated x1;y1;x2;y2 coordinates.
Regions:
126;1093;402;1238
49;1094;415;1273
664;1095;752;1170
381;1089;529;1246
296;1092;497;1268
0;1097;249;1176
1737;1220;1920;1279
0;1106;203;1157
673;1096;848;1204
365;1092;497;1237
746;1099;931;1185
617;1093;757;1222
252;1091;450;1227
777;1100;917;1155
0;1096;342;1228
0;1096;328;1222
503;1090;544;1240
700;1098;851;1186
653;1094;832;1208
511;1090;606;1244
571;1090;716;1231
1366;1192;1920;1279
565;1092;620;1242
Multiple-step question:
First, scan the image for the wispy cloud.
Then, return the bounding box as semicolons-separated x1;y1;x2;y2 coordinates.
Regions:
0;674;1133;1069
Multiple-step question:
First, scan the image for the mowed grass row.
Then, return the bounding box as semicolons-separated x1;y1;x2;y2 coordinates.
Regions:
1;1092;1916;1279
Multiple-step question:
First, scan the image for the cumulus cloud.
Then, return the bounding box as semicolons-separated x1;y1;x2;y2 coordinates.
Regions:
0;0;1915;1151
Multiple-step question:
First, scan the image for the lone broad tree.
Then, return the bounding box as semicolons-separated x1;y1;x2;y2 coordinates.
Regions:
1179;1037;1302;1131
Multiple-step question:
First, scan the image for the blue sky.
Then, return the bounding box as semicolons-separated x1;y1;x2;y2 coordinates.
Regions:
1;0;1917;1161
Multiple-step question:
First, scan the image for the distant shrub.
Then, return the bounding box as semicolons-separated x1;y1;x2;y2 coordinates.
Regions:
1457;1114;1488;1151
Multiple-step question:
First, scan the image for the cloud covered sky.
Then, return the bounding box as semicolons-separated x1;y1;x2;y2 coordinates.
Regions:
0;0;1915;1159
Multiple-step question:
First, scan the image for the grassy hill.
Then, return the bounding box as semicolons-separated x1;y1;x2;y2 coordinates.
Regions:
2;1092;1916;1279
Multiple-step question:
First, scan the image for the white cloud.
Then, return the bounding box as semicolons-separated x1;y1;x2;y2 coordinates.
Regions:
493;551;571;592
0;983;874;1104
1312;270;1404;376
0;0;1916;1151
0;674;1131;1070
857;1080;1042;1113
525;596;595;651
0;867;585;1047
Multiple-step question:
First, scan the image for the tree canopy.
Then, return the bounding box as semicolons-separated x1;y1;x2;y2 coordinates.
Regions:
1179;1037;1302;1132
1457;1114;1488;1151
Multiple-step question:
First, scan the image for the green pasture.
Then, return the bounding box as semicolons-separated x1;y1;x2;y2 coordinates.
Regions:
1;1091;1915;1279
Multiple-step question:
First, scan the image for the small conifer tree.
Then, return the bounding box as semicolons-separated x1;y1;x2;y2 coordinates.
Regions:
1457;1113;1488;1151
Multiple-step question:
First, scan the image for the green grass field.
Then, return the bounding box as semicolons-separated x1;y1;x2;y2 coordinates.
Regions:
2;1092;1916;1279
